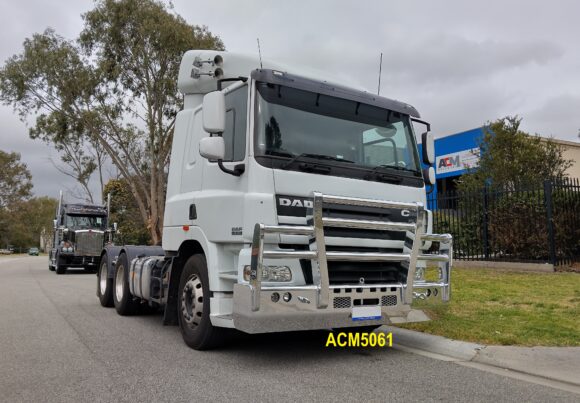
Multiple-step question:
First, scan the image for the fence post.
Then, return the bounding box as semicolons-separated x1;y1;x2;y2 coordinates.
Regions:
544;180;557;265
482;185;490;260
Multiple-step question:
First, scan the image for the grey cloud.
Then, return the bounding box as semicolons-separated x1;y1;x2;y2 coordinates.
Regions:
379;35;564;85
1;0;580;198
522;94;580;140
0;108;103;200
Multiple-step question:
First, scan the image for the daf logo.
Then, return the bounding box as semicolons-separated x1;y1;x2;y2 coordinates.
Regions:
279;198;313;208
401;209;410;217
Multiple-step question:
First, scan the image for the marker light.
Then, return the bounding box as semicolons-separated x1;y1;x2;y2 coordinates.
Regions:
243;265;292;282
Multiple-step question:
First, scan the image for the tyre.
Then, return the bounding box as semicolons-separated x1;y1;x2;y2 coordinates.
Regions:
113;253;139;315
97;255;114;307
55;253;66;275
178;254;228;350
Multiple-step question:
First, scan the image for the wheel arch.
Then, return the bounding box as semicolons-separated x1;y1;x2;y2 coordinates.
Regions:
163;240;206;326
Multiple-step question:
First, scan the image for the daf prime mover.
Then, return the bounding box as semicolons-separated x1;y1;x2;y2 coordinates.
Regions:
96;50;453;350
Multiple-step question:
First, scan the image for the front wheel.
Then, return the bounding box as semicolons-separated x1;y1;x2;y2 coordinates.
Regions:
55;253;66;275
97;255;114;307
178;254;229;350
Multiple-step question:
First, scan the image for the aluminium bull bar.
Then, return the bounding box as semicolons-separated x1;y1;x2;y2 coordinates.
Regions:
248;192;453;311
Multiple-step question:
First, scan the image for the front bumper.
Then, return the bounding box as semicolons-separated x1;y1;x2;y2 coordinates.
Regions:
232;192;452;334
60;253;100;267
233;283;435;333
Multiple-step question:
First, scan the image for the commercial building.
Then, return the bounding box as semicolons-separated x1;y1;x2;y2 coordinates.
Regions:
419;127;580;198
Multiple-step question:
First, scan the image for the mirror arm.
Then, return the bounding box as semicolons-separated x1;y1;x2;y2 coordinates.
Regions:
217;76;248;91
411;118;431;132
218;160;245;177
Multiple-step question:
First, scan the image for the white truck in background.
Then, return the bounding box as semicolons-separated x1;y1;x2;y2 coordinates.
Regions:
97;50;452;350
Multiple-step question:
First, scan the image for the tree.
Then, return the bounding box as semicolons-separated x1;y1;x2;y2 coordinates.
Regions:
0;151;34;248
104;178;151;245
458;116;573;191
7;197;58;249
0;150;32;209
0;0;224;243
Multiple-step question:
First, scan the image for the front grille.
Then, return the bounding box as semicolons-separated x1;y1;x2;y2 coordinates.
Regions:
333;297;352;309
317;202;416;285
381;295;397;306
74;231;104;256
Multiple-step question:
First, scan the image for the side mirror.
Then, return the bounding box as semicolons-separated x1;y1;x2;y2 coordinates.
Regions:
199;136;225;160
113;222;118;232
423;166;435;185
53;219;57;229
202;91;226;134
421;131;435;165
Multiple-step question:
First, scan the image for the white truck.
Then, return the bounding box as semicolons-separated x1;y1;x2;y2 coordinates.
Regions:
96;50;452;350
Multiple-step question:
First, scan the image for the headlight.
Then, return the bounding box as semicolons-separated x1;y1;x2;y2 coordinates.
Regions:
243;265;292;282
414;267;425;282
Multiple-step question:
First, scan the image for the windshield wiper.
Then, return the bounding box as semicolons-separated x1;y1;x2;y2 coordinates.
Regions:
364;164;419;183
368;164;418;175
282;153;354;169
264;150;294;158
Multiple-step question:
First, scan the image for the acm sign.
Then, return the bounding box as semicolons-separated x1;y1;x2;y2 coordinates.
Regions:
436;148;480;175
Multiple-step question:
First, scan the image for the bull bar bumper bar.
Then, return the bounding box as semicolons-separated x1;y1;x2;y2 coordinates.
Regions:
232;192;452;333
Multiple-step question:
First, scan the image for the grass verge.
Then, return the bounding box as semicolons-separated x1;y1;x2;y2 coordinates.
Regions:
399;268;580;346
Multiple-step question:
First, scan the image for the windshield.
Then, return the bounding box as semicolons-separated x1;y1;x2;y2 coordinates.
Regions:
65;215;106;230
254;83;421;174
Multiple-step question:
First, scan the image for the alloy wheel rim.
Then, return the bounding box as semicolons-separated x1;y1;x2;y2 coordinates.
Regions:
181;275;203;329
99;262;108;295
115;265;125;302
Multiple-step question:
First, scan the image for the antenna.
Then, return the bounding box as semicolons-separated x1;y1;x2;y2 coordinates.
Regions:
377;52;383;95
257;38;263;69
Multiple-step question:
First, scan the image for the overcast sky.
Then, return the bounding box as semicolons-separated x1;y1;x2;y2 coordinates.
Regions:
1;0;579;200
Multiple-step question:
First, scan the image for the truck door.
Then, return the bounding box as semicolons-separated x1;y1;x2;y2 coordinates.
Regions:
198;84;249;242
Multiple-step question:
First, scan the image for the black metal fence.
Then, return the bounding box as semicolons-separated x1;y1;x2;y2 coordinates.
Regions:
427;177;580;266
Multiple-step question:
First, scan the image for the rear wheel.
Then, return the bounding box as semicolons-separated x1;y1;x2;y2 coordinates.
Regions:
178;254;228;350
97;255;114;307
113;253;139;315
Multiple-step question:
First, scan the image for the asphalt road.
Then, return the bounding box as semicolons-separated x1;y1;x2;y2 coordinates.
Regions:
0;256;577;402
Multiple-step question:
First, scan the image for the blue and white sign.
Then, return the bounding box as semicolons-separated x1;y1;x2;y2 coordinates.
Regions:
435;148;480;175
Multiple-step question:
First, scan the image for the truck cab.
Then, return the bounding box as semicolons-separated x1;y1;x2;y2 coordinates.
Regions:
99;50;452;350
50;194;113;274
